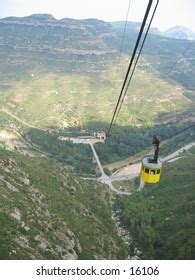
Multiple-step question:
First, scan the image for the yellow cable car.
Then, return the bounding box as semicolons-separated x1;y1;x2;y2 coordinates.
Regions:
140;157;162;183
140;135;162;184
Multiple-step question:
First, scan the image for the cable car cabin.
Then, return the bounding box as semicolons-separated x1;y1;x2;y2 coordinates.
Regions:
140;157;162;184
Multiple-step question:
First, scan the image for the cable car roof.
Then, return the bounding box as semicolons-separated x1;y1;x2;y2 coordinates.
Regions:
142;157;162;169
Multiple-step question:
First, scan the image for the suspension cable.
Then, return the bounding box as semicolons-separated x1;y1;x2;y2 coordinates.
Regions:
112;0;132;91
161;123;195;142
113;0;159;125
108;0;154;136
138;41;193;114
107;1;194;144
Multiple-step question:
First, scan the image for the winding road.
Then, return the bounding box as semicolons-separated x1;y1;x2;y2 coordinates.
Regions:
90;141;195;196
90;143;133;195
1;107;193;196
59;135;195;196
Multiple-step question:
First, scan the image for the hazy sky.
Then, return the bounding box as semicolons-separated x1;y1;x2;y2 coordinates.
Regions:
0;0;194;31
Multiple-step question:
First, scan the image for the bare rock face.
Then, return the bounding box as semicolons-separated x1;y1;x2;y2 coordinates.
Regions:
0;14;117;56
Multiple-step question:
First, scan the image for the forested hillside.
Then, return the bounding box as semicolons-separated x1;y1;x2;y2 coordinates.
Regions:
0;147;127;259
115;148;195;259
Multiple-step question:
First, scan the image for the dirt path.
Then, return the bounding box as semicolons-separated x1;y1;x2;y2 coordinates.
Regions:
0;108;49;131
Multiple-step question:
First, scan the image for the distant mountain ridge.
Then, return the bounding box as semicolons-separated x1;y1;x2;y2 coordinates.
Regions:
111;21;195;40
163;26;195;40
1;14;113;29
0;14;117;57
2;13;56;22
1;14;194;41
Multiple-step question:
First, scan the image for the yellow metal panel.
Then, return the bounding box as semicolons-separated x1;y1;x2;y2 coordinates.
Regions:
140;166;161;184
140;157;162;184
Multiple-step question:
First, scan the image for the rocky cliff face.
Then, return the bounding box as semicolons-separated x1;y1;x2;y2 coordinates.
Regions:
0;14;117;54
163;26;195;40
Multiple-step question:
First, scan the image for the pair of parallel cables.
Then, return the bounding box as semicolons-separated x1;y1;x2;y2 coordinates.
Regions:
108;0;159;135
107;0;194;142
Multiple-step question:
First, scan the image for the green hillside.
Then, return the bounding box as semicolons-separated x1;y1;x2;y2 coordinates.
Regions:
0;147;127;259
0;58;190;129
0;15;194;261
115;148;195;259
0;16;194;130
0;15;194;172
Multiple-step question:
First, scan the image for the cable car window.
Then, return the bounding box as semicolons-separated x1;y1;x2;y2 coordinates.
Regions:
157;169;160;174
145;168;149;173
150;169;156;174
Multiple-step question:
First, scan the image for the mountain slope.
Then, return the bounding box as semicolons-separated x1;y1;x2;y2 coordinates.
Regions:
0;15;193;128
116;148;195;259
0;147;127;259
0;15;194;169
163;26;195;40
0;66;190;128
